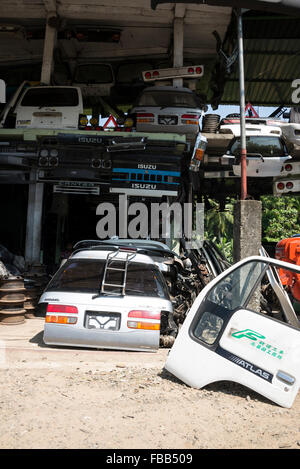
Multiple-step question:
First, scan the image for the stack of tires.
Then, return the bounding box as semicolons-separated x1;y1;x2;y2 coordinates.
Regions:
0;276;26;325
202;114;220;133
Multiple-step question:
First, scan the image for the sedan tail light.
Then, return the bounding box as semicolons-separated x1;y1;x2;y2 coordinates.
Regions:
181;114;199;125
128;310;161;320
127;321;160;331
127;310;160;331
47;304;78;314
136;113;154;123
46;315;77;325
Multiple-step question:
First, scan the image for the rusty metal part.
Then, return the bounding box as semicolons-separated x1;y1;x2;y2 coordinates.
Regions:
0;277;25;292
25;312;37;319
0;305;26;314
24;299;37;310
0;313;25;325
0;292;26;302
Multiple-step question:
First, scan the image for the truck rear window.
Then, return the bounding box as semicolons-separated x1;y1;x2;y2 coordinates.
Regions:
45;258;170;299
20;88;79;107
230;136;286;158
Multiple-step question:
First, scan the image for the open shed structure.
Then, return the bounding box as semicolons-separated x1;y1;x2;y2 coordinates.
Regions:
0;0;299;266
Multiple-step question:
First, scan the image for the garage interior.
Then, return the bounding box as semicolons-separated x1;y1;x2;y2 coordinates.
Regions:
0;0;300;269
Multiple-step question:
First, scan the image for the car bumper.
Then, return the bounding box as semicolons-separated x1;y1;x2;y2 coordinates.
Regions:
273;178;300;194
135;122;198;138
43;323;160;352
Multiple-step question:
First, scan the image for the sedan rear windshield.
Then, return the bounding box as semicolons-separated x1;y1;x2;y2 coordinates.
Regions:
45;258;170;299
20;88;79;107
230;136;286;158
136;90;198;108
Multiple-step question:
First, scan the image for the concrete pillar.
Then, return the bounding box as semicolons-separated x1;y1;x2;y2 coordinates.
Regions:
25;170;44;265
40;13;58;85
233;200;262;262
233;200;262;311
173;6;185;87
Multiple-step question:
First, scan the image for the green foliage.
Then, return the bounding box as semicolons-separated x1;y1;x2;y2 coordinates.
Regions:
204;195;300;261
204;197;235;261
261;196;300;242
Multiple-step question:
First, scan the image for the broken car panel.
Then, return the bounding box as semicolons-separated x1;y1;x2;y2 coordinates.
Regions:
165;256;300;408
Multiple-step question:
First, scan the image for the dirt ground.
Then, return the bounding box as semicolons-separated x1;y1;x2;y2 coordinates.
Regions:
0;319;300;450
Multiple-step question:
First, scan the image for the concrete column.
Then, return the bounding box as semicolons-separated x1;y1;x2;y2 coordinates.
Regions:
40;13;58;85
233;200;262;262
173;6;185;87
25;170;44;265
233;199;262;311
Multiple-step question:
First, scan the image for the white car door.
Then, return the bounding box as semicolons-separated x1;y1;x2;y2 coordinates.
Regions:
165;256;300;408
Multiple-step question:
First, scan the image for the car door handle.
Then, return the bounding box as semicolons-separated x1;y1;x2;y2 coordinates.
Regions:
276;371;295;386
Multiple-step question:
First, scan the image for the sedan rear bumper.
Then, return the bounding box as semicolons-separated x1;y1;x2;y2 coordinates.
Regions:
43;323;160;352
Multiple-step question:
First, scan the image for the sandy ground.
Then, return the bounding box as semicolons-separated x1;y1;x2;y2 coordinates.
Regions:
0;319;300;450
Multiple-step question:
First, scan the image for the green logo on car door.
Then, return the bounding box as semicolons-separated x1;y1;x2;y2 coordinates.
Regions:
232;329;265;341
232;329;284;360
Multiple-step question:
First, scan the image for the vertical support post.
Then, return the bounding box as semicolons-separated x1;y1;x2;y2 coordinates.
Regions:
25;170;44;265
173;6;185;87
237;9;247;200
41;13;57;85
233;199;262;310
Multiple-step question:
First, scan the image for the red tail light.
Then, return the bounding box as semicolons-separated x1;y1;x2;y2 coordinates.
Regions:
137;113;154;118
145;72;152;80
153;71;159;78
128;310;161;320
181;114;199;119
188;67;194;74
286;182;294;189
285;164;293;172
47;304;78;314
223;118;240;124
136;113;154;123
196;66;203;74
277;182;285;190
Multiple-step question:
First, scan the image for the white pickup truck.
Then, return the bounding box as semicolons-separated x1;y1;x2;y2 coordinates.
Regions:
0;82;86;130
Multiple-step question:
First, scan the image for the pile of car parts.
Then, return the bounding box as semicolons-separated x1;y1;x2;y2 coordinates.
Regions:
0;276;26;325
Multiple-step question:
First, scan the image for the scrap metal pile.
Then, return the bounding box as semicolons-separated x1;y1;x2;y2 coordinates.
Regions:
159;240;231;347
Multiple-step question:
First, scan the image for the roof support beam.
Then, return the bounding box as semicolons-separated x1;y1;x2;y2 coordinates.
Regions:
40;1;57;85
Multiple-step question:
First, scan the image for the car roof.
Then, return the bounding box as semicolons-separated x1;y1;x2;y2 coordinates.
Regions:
73;239;174;254
70;248;157;265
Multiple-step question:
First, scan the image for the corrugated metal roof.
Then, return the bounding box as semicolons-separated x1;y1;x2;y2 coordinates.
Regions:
221;11;300;105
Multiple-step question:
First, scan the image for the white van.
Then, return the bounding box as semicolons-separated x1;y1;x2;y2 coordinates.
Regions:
0;83;84;130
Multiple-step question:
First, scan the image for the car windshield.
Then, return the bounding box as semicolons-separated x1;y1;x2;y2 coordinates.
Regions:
136;90;197;108
230;136;285;158
20;88;79;107
45;258;170;299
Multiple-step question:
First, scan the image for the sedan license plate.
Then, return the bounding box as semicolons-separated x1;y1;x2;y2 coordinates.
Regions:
85;311;121;330
158;115;178;125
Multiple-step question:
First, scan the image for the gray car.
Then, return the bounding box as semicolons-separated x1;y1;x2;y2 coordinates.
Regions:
129;86;204;143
